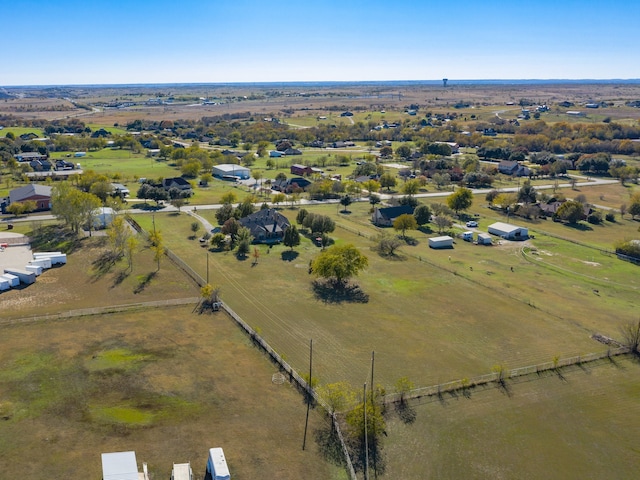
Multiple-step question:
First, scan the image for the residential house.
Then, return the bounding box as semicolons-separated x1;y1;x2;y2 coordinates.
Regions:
162;177;193;193
498;160;530;177
238;209;291;244
284;147;302;156
272;177;311;193
290;164;313;176
371;205;415;227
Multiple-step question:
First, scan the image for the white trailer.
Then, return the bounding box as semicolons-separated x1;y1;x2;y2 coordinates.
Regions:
4;268;36;285
34;252;67;265
207;448;230;480
25;264;43;276
171;462;193;480
0;277;10;291
30;257;52;269
0;273;20;287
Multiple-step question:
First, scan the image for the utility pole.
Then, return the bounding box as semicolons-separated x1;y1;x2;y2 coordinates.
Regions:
302;339;313;450
206;251;209;283
363;383;369;480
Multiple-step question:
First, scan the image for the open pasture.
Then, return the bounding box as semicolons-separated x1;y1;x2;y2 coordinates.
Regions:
136;207;634;394
0;305;340;480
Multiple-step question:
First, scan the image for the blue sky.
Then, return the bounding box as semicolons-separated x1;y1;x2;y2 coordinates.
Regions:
3;0;639;85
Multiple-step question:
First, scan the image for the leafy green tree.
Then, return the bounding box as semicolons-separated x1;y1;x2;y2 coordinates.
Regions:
271;192;286;206
190;221;200;237
235;197;255;218
215;203;234;225
220;191;237;205
393;214;417;239
235;226;253;257
106;215;131;258
394;376;415;404
413;204;431;226
283;225;300;250
401;179;420;196
446;187;473;215
296;208;309;226
380;172;397;191
317;382;357;413
311;244;368;287
556;200;585;224
340;195;353;212
362;179;380;195
51;182;101;234
395;144;411;160
517;179;537;204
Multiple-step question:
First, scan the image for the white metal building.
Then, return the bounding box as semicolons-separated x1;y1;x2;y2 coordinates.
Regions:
487;222;528;240
212;163;250;180
428;235;454;249
477;233;493;245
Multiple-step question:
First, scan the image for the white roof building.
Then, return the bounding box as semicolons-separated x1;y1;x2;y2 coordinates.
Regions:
101;451;140;480
487;222;528;240
212;163;250;179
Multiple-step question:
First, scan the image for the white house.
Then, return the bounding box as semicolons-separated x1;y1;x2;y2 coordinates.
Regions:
428;235;454;249
212;163;250;180
487;222;528;240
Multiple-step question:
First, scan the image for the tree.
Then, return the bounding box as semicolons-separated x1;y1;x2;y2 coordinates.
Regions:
190;221;200;238
221;217;240;237
362;179;380;195
148;228;164;271
393;214;417;239
395;144;411;160
432;172;451;189
170;197;187;212
629;192;640;219
106;215;131;258
296;208;309;226
6;200;36;216
433;214;453;234
379;172;397;191
401;179;420;196
215;203;235;225
311;244;368;288
317;382;356;413
619;319;640;355
413;204;431;226
340;195;353;213
369;194;381;207
394;376;415;404
220;191;237;205
517;179;537;204
235;196;255;218
271;193;286;206
374;233;403;257
446;187;473;215
283;225;300;250
51;182;101;234
556;200;585;224
235;226;253;257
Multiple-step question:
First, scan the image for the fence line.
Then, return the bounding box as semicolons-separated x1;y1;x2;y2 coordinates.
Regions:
382;346;630;405
131;218;358;479
1;297;200;326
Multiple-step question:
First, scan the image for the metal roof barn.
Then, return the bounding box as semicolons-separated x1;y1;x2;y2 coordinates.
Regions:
101;451;140;480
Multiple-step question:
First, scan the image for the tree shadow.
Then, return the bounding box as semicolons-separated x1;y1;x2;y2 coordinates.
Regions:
314;424;347;468
133;271;156;294
312;280;369;304
111;268;130;288
403;236;420;246
281;250;299;262
417;225;433;234
91;251;120;280
565;222;593;231
394;401;417;424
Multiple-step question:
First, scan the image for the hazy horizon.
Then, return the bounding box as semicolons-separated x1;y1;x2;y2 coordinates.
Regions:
4;0;639;86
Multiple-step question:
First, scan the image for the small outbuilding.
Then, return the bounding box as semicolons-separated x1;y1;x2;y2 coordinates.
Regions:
487;222;528;240
101;451;140;480
461;231;473;242
428;235;454;249
207;447;230;480
212;163;250;180
477;233;493;245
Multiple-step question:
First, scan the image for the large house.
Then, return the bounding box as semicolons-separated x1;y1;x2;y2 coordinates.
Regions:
6;184;52;212
371;205;415;227
272;177;312;193
162;177;193;193
498;160;530;177
238;209;290;244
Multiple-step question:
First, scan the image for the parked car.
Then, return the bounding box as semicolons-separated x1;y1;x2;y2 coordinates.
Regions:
466;221;478;227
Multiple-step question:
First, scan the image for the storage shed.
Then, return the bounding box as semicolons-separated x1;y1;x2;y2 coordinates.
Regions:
477;233;493;245
101;451;140;480
461;231;473;242
207;448;230;480
0;277;9;291
212;164;250;180
171;462;193;480
487;222;528;240
428;235;454;249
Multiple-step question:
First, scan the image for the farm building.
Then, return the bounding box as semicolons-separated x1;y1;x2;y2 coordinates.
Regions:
101;451;140;480
291;164;313;176
92;207;115;229
212;163;250;180
477;233;493;245
269;150;283;157
371;205;415;227
428;235;454;249
488;222;528;240
6;184;52;212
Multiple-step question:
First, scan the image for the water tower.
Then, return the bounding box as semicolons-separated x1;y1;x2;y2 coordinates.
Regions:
442;78;448;87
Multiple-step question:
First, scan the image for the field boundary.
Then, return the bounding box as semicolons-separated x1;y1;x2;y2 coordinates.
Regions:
0;297;200;326
381;346;630;405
